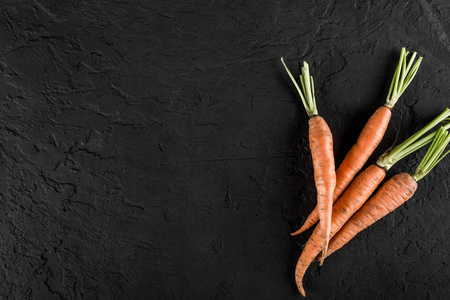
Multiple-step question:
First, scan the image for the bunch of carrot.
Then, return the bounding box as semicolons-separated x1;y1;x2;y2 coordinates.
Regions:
281;48;450;296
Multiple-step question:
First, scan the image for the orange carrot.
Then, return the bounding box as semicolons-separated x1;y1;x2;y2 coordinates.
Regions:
334;107;391;198
294;111;450;296
291;47;422;236
281;59;336;258
325;127;450;259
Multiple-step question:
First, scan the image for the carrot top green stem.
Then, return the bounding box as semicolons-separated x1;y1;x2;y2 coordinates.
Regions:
413;127;450;181
377;108;450;170
281;58;318;117
385;47;423;109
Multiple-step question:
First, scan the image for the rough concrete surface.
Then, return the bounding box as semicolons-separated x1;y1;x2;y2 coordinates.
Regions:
0;0;450;299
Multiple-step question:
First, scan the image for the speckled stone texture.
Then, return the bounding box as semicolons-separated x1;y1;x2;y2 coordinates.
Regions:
1;0;450;299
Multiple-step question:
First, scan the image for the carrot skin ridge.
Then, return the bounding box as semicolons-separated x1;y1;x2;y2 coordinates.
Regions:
295;164;385;296
291;107;391;236
308;115;336;259
325;173;417;258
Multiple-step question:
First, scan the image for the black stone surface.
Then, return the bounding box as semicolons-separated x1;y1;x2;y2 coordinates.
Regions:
1;0;450;299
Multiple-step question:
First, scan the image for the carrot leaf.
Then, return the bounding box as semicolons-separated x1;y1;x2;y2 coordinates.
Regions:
385;47;423;109
377;108;450;170
413;127;450;181
281;58;318;117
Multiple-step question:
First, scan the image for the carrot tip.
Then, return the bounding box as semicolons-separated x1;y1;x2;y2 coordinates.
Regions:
320;247;328;266
298;286;306;297
290;228;304;236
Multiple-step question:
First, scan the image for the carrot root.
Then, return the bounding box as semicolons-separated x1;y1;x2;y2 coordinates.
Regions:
308;115;336;256
334;106;391;197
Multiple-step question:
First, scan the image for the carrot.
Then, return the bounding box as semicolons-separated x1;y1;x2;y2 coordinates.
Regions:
292;48;423;236
281;59;336;258
324;126;450;258
293;110;450;296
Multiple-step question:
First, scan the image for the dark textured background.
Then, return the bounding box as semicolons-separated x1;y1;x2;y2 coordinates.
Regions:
1;0;450;299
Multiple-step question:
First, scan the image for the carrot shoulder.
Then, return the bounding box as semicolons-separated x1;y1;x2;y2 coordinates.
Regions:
291;48;422;236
